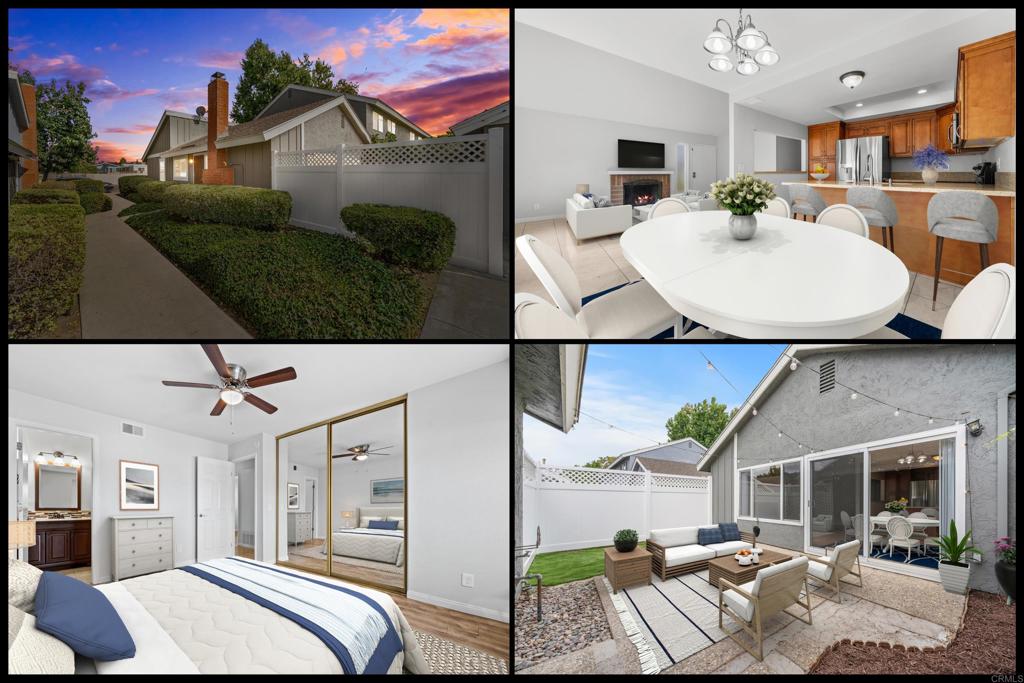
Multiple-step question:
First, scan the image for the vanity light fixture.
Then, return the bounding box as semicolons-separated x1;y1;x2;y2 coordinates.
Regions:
840;70;866;89
703;9;779;74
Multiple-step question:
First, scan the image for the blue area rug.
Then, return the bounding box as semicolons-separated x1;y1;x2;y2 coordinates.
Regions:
869;547;940;569
582;280;942;340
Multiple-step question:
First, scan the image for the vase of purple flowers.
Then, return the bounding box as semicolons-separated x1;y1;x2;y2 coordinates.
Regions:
913;145;950;185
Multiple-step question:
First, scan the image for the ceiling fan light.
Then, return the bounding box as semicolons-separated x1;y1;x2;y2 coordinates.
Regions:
220;388;245;405
709;55;734;72
840;70;865;89
736;26;766;51
352;453;368;461
737;57;760;76
703;29;731;54
754;44;779;66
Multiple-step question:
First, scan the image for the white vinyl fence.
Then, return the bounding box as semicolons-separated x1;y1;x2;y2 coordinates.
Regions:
526;463;712;554
272;128;504;276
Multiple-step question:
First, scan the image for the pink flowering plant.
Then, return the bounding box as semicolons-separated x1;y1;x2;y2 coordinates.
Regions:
994;536;1015;565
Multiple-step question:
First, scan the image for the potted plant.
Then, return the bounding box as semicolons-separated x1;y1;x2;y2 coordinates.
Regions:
994;536;1015;602
912;144;950;185
709;173;776;240
884;497;908;514
936;519;983;595
613;528;638;553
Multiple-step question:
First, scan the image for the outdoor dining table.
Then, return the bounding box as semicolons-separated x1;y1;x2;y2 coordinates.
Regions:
619;210;910;338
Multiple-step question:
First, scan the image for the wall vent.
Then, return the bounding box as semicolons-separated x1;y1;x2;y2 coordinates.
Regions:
121;422;145;437
819;360;836;394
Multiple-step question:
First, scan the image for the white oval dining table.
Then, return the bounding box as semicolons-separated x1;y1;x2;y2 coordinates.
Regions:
620;211;911;338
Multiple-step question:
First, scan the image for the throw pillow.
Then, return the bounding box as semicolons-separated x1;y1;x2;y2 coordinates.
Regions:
360;516;385;528
594;196;611;208
8;603;75;674
718;522;741;542
8;558;42;614
33;572;135;661
697;526;724;546
387;516;405;530
368;519;399;531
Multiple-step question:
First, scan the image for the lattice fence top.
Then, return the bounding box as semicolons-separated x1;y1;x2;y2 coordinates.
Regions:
651;474;709;491
275;148;338;167
342;138;486;166
539;467;647;488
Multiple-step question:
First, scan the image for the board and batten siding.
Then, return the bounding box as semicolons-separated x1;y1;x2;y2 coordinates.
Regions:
169;116;206;149
226;141;272;189
709;440;734;524
271;127;301;153
146;123;171;179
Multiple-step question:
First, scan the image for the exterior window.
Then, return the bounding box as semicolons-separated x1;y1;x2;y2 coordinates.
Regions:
372;111;384;132
408;131;416;141
753;466;781;519
172;157;188;180
386;119;396;135
738;470;750;516
739;461;800;522
783;461;801;520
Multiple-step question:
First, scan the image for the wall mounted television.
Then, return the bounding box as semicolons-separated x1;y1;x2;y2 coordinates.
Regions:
618;139;665;169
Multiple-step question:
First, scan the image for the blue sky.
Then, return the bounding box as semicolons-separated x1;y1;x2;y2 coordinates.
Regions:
524;344;785;467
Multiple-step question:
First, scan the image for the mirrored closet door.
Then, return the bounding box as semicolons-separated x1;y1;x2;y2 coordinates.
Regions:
277;424;328;574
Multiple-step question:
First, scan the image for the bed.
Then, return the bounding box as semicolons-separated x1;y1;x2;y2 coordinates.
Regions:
87;557;428;674
331;507;405;567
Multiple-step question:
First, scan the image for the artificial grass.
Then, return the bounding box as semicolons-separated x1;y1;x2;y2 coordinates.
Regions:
123;209;433;339
529;543;647;586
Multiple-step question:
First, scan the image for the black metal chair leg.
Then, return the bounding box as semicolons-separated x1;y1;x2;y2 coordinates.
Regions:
933;236;944;311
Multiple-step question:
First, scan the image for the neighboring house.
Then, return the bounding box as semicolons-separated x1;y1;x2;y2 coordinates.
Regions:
696;343;1015;594
140;109;208;181
98;162;147;174
8;70;37;203
450;100;509;136
607;437;707;475
342;92;431;141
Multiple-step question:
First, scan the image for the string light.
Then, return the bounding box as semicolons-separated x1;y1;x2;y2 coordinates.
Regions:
752;407;758;415
789;360;798;371
851;392;858;400
894;408;900;417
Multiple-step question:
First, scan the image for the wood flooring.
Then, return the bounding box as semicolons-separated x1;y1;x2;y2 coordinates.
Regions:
284;541;405;591
56;565;93;584
234;545;255;559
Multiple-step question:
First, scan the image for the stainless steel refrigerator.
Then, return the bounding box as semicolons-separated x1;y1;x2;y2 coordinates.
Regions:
836;136;890;184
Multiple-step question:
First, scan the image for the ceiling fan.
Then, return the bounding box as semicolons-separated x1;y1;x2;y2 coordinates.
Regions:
162;344;296;416
332;444;394;461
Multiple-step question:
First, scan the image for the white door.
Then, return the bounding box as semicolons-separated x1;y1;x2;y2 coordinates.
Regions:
688;144;717;193
196;456;235;562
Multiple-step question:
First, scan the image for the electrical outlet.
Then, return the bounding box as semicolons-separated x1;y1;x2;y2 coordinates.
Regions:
461;572;474;588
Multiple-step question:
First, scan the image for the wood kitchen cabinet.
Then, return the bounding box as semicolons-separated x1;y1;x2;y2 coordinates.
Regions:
806;121;842;180
27;520;92;570
911;112;936;154
889;116;911;156
935;104;957;154
956;31;1015;149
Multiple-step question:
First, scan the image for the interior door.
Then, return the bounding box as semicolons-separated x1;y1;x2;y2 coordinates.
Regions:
688;144;717;193
196;456;235;562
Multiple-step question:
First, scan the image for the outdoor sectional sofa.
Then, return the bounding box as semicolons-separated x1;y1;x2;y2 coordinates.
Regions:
647;524;755;579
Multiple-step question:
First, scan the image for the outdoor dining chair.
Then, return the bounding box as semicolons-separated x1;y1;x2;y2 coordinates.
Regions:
804;539;863;604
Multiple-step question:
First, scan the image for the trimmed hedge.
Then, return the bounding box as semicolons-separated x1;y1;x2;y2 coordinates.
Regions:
80;192;113;214
36;180;76;190
340;203;456;272
163;184;292;230
9;204;87;339
124;210;428;338
11;189;79;205
69;178;105;194
119;175;154;199
117;202;164;218
136;180;177;204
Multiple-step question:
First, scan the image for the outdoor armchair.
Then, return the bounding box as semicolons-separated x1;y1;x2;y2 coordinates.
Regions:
803;539;863;603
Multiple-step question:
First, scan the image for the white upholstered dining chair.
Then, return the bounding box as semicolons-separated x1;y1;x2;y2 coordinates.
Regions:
759;196;791;219
516;234;683;339
647;197;691;220
885;516;921;563
816;204;870;238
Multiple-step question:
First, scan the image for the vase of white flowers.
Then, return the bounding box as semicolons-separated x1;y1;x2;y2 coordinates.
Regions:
709;173;776;240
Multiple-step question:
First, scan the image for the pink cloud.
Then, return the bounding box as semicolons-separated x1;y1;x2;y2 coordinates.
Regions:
349;41;366;59
94;46;103;52
319;42;347;65
374;16;410;49
196;50;244;69
267;10;338;43
132;48;149;57
108;43;121;51
93;139;145;163
358;27;370;36
15;53;105;83
102;124;156;135
407;9;509;56
408;25;507;54
371;68;509;135
9;35;34;52
88;79;160;103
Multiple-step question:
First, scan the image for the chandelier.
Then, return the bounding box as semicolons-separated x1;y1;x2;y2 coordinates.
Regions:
703;8;779;76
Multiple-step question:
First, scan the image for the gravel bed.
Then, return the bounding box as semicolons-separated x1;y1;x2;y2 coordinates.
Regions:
810;590;1015;674
514;579;612;669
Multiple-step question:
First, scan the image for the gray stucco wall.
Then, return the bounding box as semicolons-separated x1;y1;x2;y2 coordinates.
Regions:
514;394;524;593
303;105;363;148
709;345;1015;593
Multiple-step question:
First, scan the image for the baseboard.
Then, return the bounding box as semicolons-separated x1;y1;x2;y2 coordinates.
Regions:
514;213;562;223
405;590;509;624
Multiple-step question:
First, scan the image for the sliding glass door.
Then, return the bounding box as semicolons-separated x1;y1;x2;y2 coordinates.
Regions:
807;451;864;554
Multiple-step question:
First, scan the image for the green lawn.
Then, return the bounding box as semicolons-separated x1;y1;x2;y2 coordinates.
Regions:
529;543;647;586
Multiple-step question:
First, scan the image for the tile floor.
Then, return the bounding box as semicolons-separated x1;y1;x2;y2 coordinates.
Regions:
514;218;964;333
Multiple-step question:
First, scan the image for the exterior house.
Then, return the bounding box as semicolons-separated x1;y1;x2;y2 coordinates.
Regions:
8;70;37;203
607;437;707;476
696;343;1015;594
140;77;429;188
342;92;431;141
450;99;509;136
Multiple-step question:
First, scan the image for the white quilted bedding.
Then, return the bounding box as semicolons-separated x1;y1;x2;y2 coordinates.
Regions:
94;562;429;674
332;529;405;566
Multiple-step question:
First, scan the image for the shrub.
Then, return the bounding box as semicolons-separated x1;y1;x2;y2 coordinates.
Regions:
117;202;164;218
11;188;79;205
340;203;456;272
119;175;154;199
163;184;292;230
69;178;105;194
35;180;76;191
9;204;87;339
80;192;112;214
136;180;177;204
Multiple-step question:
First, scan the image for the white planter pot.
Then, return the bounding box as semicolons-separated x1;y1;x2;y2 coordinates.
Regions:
938;561;971;594
921;167;939;185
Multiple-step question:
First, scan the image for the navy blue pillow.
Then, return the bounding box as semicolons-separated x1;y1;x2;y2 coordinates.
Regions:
697;526;724;545
718;522;741;542
33;572;136;660
368;519;399;531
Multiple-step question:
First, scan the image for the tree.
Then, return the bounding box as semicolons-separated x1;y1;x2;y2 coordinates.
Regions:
437;129;456;137
35;80;98;180
118;156;127;165
665;397;737;449
369;131;397;144
231;39;360;124
579;455;617;469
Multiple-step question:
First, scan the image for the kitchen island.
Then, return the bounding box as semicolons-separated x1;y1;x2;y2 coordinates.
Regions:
783;181;1015;286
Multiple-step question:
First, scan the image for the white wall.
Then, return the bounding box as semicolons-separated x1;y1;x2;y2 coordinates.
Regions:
332;456;403;529
9;389;229;584
515;21;729;221
290;462;325;538
407;360;509;622
236;460;255;547
733;103;808;183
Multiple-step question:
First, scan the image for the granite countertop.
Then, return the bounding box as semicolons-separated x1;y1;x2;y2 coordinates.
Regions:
783;180;1015;197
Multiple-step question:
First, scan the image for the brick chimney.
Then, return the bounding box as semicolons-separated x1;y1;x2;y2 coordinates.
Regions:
20;81;38;189
203;71;233;185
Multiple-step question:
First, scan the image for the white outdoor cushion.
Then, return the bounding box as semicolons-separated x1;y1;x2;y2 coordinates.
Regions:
751;556;808;596
705;540;753;557
664;544;715;567
520;236;584;315
649;526;700;548
722;580;756;622
807;559;834;581
579;280;677;339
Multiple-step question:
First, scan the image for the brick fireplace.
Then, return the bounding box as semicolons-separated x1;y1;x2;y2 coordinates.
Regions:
610;172;671;206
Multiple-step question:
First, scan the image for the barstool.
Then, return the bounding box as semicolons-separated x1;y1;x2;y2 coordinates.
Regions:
772;183;791;205
927;191;998;311
847;186;899;253
790;184;826;222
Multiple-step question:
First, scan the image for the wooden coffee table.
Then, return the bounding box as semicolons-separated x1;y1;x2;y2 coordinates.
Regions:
708;549;793;589
604;547;652;593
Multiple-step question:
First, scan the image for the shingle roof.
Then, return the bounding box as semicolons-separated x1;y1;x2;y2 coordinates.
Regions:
220;100;327;140
635;457;710;477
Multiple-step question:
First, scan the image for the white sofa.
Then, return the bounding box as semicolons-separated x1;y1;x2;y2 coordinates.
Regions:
565;194;633;242
647;524;753;579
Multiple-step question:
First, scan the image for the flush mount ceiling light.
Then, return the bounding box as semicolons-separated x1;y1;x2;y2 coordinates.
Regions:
703;9;779;75
840;70;866;89
917;88;928;94
219;387;245;405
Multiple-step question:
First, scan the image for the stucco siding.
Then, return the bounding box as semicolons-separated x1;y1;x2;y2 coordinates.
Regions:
302;105;364;148
226;141;272;189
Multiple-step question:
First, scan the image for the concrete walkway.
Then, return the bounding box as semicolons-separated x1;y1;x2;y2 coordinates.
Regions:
79;194;251;339
419;266;509;339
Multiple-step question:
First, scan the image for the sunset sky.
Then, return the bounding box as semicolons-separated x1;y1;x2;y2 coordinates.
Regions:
8;8;508;161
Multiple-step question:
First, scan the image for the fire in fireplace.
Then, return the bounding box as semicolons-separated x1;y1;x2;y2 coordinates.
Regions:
623;180;661;206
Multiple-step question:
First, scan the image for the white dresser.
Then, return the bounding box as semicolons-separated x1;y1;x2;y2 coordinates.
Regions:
287;512;312;545
112;515;174;580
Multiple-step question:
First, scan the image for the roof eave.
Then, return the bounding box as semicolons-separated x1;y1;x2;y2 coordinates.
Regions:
8;74;30;130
